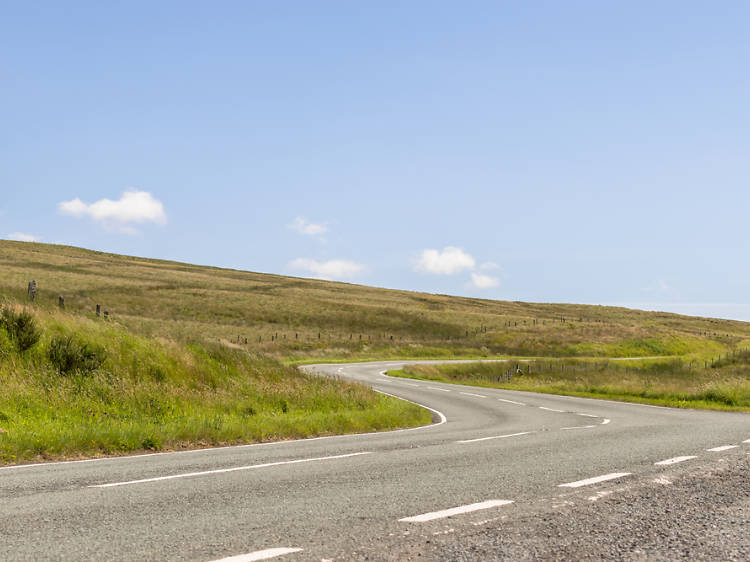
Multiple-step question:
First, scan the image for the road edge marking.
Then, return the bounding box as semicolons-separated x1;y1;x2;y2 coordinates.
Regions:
655;455;697;466
210;547;303;561
558;472;631;488
399;499;513;523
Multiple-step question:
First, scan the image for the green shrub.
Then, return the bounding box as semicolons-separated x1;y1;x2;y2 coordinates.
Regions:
1;308;41;353
47;335;106;375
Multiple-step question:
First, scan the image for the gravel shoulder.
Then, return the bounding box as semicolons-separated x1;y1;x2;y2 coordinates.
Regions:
347;454;750;561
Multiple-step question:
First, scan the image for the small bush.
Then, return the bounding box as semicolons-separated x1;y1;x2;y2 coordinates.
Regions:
47;335;106;375
1;308;41;353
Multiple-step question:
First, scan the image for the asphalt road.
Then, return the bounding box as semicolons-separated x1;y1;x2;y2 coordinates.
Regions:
1;361;748;561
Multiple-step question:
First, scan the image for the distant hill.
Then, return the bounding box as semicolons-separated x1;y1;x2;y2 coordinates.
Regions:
2;240;747;362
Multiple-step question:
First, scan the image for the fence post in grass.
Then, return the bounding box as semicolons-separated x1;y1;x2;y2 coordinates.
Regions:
103;310;109;319
58;295;64;309
96;304;101;317
27;280;37;301
318;332;321;340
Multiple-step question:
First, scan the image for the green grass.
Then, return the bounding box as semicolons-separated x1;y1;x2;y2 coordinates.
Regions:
392;355;750;411
0;305;430;464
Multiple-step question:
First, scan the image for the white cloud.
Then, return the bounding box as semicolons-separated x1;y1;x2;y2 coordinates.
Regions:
469;272;499;289
58;190;167;233
5;232;42;242
288;258;364;280
415;246;476;275
480;261;500;271
289;217;328;237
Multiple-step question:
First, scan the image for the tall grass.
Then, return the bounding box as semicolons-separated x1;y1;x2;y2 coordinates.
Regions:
396;356;750;411
0;306;430;464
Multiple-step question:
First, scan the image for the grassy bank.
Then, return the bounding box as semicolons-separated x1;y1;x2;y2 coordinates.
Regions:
392;356;750;411
0;304;430;465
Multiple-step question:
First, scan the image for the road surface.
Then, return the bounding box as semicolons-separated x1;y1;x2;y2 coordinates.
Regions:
1;361;748;560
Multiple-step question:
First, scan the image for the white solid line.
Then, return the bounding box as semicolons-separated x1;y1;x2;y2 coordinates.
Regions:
560;425;596;430
707;445;738;452
427;387;451;392
655;455;697;466
539;407;565;413
558;472;631;488
89;452;372;488
460;392;487;398
497;398;526;406
210;547;303;562
600;419;611;425
457;431;533;444
399;499;513;523
375;390;448;426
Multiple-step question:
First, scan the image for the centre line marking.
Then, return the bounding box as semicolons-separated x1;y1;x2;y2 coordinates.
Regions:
401;383;420;387
707;445;738;452
457;431;533;444
210;547;303;562
576;413;598;418
460;392;487;398
399;499;513;523
560;425;596;430
427;387;451;392
539;407;565;413
558;472;631;488
497;398;526;406
89;452;372;488
743;438;750;443
655;455;697;466
601;419;611;425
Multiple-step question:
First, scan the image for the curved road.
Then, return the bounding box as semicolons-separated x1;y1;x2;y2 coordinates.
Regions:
1;361;748;560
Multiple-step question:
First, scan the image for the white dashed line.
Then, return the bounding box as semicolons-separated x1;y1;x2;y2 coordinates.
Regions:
460;392;487;398
539;407;565;413
743;438;750;444
655;456;697;466
558;472;631;488
457;432;533;444
497;398;526;406
560;425;596;430
401;383;420;387
707;445;738;452
89;452;372;488
399;500;513;523
210;547;303;561
576;413;598;418
427;387;451;392
600;419;611;425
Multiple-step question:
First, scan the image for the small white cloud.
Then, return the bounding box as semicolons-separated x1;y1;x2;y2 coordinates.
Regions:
5;232;42;242
469;272;499;289
415;246;476;275
288;258;364;280
480;261;500;271
58;190;167;233
289;217;328;237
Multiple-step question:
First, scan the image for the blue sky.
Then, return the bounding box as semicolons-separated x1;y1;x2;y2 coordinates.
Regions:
2;2;749;320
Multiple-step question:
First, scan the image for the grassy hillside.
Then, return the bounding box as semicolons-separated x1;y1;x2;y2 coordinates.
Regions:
2;240;748;362
0;303;429;464
1;239;749;464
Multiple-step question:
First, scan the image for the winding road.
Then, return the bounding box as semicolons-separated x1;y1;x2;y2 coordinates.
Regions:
2;361;748;561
